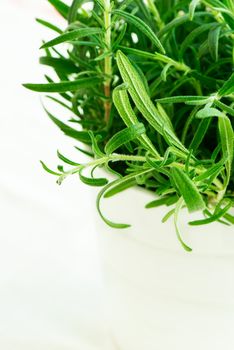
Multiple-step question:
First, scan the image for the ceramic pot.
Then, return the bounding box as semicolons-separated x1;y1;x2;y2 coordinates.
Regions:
94;185;234;350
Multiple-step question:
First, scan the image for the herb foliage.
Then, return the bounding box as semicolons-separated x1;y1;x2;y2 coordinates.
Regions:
24;0;234;250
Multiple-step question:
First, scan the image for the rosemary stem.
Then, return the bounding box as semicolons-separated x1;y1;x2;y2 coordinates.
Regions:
58;154;223;195
104;0;112;123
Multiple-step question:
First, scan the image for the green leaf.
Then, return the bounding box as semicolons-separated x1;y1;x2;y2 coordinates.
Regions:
226;0;234;12
223;212;234;224
112;23;127;50
153;53;190;72
117;47;189;72
43;107;92;144
94;51;112;62
41;28;103;49
171;167;206;212
43;74;71;101
97;181;131;228
74;146;93;158
203;0;232;15
174;197;192;252
202;209;230;226
218;73;234;97
88;132;105;158
194;159;225;182
113;86;160;158
158;12;212;38
196;107;225;118
104;177;136;198
23;76;101;92
104;168;153;198
116;51;187;153
218;116;234;185
162;208;175;223
68;0;84;23
189;200;233;225
57;150;80;166
45;95;72;112
69;40;100;47
214;100;234;117
79;168;108;186
160;63;172;82
189;0;200;20
208;24;222;61
155;96;210;105
181;106;199;144
180;23;217;57
145;194;178;208
105;123;145;155
113;10;165;53
40;161;61;176
48;0;69;19
39;56;77;74
36;18;63;34
191;71;223;89
117;46;158;60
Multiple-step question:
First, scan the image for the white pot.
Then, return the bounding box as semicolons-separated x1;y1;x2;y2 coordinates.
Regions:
93;185;234;350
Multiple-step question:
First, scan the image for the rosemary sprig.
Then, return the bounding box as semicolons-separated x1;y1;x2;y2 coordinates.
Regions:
24;0;234;251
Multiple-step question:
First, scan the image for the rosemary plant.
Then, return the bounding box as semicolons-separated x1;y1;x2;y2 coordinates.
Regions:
24;0;234;251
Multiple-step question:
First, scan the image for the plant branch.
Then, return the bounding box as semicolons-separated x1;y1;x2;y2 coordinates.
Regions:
104;0;112;123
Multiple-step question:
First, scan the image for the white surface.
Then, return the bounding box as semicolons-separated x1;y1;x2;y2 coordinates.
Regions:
96;187;234;350
0;1;110;349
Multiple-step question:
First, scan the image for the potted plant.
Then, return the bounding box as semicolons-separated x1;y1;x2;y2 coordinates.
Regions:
24;0;234;348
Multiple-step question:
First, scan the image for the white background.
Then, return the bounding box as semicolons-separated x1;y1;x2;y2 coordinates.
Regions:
0;1;109;349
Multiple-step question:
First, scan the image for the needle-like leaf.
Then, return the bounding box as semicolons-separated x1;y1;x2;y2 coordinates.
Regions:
36;18;63;34
174;197;192;252
23;76;101;92
113;10;165;53
171;168;205;212
218;116;234;186
218;73;234;97
113;87;160;158
189;0;200;20
155;96;210;105
105;123;145;155
48;0;69;19
208;24;222;61
116;51;187;153
41;28;103;49
97;181;131;228
43;107;92;144
79;168;108;186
